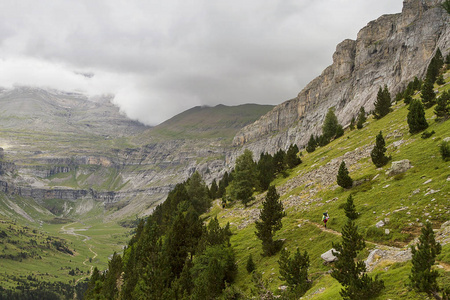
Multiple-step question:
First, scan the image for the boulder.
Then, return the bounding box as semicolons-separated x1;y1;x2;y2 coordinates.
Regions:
321;248;339;262
386;159;412;176
376;221;385;228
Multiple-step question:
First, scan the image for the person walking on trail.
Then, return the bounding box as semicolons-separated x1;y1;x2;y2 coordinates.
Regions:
322;212;329;228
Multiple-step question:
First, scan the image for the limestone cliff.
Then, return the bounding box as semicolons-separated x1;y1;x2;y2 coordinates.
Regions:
232;0;449;155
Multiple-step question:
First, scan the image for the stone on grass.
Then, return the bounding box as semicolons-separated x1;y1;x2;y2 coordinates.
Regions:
321;248;339;262
386;159;412;176
376;221;385;228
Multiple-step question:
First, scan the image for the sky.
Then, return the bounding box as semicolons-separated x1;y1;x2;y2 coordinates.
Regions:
0;0;403;126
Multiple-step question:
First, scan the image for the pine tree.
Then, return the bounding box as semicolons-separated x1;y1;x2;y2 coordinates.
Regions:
370;131;389;167
407;99;429;134
273;149;287;175
421;79;437;109
374;85;391;119
349;117;355;130
102;252;123;300
278;247;311;297
246;254;256;273
322;107;340;143
209;179;218;199
229;149;258;206
285;144;302;169
337;161;353;189
306;134;317;153
356;106;366;129
331;219;384;299
343;194;358;220
187;171;211;214
217;172;229;198
434;90;450;120
255;185;286;256
425;48;444;84
409;222;443;299
257;153;275;191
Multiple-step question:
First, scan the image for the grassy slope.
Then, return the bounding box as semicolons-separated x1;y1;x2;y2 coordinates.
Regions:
204;77;450;298
139;104;274;141
0;218;131;291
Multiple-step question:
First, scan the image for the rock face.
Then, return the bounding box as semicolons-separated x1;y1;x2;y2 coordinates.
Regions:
232;0;449;156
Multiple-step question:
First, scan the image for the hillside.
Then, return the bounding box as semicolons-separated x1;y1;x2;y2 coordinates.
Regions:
145;104;274;141
80;71;450;299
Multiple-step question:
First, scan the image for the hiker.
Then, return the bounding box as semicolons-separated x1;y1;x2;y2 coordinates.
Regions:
322;212;329;228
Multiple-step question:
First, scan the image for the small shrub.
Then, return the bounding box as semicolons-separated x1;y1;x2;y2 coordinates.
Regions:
440;141;450;161
420;130;435;139
393;173;405;181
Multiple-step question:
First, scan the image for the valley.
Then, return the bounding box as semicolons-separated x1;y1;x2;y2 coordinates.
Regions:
0;0;448;299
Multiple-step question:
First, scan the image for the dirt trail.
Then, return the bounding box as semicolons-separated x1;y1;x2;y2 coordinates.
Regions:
59;222;97;299
298;219;413;272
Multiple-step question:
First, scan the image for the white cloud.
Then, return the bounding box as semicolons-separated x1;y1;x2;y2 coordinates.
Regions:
0;0;403;125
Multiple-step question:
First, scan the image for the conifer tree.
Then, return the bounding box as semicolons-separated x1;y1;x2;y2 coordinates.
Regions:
374;85;391;119
370;131;389;167
217;172;229;198
410;222;443;299
407;99;429;134
102;252;123;299
426;48;444;83
421;79;437;109
322;107;340;143
349;117;355;130
187;171;211;214
337;161;353;189
306;134;317;153
278;247;311;297
255;185;286;256
246;254;256;273
257;153;275;191
285;144;302;169
356;106;366;129
209;179;218;199
229;149;258;206
331;219;384;299
273;149;287;175
343;194;358;220
435;90;450;120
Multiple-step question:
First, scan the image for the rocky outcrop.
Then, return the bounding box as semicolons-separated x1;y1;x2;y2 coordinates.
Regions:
232;0;449;156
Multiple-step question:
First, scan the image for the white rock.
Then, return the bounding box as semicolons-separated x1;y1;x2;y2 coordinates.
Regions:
376;221;385;228
321;249;339;262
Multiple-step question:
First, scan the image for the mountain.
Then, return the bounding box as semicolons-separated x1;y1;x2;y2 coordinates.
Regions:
146;104;274;140
0;90;272;221
0;0;449;298
232;0;450;156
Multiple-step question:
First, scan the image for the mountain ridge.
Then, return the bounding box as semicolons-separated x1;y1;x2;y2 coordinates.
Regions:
232;0;449;156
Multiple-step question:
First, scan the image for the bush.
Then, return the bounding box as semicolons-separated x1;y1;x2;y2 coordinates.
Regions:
420;130;435;139
440;141;450;161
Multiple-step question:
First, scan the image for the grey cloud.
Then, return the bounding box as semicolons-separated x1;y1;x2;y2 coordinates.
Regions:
0;0;403;125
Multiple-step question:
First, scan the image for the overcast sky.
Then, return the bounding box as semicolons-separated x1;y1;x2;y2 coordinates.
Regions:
0;0;403;125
